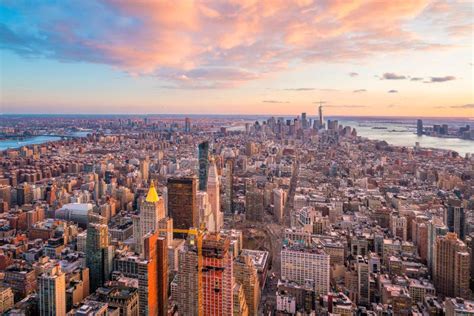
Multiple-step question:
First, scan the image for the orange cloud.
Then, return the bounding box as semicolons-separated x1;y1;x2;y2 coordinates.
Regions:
1;0;471;88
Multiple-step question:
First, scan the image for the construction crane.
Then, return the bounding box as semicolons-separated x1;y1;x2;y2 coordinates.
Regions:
156;226;205;316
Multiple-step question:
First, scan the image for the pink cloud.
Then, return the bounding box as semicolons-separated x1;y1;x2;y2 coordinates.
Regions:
1;0;471;88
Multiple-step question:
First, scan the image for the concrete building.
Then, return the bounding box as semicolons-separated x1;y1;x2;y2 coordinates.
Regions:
434;232;471;299
273;188;286;224
281;244;330;295
234;255;260;316
356;256;370;306
0;286;14;313
38;265;66;316
177;233;234;315
135;181;165;253
207;158;223;232
245;181;264;222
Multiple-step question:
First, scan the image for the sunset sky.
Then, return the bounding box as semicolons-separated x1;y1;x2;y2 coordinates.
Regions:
0;0;472;117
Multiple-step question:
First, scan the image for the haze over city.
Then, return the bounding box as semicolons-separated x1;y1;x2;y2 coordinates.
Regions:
0;0;473;116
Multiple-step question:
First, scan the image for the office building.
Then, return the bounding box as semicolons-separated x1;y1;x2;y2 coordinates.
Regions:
177;233;234;315
167;177;198;236
0;287;14;313
390;213;408;241
207;157;223;232
245;182;264;222
198;141;209;191
281;245;330;295
273;188;286;224
138;231;168;316
417;119;423;135
445;199;466;240
184;117;191;133
224;159;234;214
356;256;370;306
427;217;448;272
86;222;109;292
234;255;260;316
433;232;471;299
38;265;66;316
233;283;249;316
136;181;165;253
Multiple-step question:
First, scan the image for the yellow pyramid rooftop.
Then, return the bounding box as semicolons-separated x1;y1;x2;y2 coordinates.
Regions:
145;180;159;203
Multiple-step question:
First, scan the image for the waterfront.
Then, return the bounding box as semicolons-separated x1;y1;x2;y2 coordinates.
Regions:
1;116;472;156
0;135;62;151
0;131;89;151
337;118;474;156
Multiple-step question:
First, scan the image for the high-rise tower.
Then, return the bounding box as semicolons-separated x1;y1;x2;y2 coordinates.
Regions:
198;141;210;191
433;232;470;299
86;222;109;292
38;265;66;316
234;255;261;316
139;231;168;316
444;199;466;240
177;233;234;315
224;159;234;214
207;157;222;232
417;119;424;135
136;181;165;253
168;177;198;237
319;105;323;127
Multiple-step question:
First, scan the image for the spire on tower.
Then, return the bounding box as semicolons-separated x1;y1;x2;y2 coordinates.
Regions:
145;180;159;202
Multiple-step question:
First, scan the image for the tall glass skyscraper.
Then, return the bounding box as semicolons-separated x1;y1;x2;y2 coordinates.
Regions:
198;141;209;191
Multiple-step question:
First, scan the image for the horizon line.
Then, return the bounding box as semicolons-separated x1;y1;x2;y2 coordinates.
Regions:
1;113;473;120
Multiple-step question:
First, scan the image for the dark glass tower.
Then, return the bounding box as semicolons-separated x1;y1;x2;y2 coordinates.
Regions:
198;141;209;191
167;177;198;237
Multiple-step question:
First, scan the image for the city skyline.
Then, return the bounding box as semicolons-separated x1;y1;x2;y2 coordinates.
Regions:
1;0;473;117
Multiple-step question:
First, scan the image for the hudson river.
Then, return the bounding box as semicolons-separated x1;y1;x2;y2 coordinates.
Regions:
337;118;473;156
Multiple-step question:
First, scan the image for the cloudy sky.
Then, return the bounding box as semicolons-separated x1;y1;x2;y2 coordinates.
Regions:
0;0;472;116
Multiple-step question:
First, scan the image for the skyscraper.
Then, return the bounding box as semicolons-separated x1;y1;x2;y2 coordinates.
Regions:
176;240;200;315
273;188;286;224
168;177;198;236
357;256;370;306
234;255;261;316
38;265;66;316
427;217;448;273
140;158;150;182
301;112;307;129
433;232;471;299
185;117;191;133
136;181;165;253
207;157;222;232
139;231;168;316
177;233;234;315
198;141;210;191
156;236;168;316
202;233;234;315
86;222;109;292
445;199;466;240
417;119;423;135
318;105;323;127
245;181;264;222
224;159;234;214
